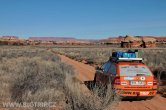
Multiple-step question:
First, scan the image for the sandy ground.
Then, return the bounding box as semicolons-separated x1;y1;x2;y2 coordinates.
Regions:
58;54;166;110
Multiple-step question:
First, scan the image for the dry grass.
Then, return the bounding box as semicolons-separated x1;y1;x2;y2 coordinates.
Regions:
52;47;166;70
52;47;114;65
157;43;166;48
0;46;71;109
65;74;120;110
0;46;119;110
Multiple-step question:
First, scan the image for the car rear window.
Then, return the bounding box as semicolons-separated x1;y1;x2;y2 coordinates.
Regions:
120;65;152;76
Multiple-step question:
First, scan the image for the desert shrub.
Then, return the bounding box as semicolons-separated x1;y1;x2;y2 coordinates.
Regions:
10;58;65;102
0;46;119;110
65;75;120;110
0;46;60;62
157;43;166;48
53;47;166;71
0;47;73;110
52;47;114;65
140;49;166;71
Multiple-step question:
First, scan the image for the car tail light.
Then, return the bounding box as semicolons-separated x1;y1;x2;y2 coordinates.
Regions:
153;77;157;85
114;76;121;85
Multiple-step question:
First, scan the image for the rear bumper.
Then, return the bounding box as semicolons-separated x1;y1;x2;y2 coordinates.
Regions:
116;89;157;97
120;96;154;100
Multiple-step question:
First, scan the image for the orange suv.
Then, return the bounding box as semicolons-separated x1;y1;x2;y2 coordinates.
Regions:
94;51;157;99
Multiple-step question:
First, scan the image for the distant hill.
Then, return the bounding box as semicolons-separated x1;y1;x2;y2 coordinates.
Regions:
29;37;76;41
1;35;166;46
0;36;19;39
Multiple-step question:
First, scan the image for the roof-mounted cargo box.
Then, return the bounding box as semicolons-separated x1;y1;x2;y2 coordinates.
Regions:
110;50;143;63
112;50;138;58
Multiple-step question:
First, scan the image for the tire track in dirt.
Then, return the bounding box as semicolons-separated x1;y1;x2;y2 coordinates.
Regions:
57;54;95;82
56;53;166;110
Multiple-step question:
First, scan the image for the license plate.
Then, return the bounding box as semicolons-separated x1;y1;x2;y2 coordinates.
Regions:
130;81;145;85
140;92;149;96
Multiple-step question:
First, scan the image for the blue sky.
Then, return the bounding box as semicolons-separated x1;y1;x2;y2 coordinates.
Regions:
0;0;166;39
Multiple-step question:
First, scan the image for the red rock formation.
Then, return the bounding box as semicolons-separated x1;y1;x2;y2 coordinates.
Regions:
154;37;166;43
142;37;156;48
121;35;156;48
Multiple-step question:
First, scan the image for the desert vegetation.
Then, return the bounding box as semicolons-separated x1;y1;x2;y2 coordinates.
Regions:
0;46;119;110
157;43;166;48
52;47;166;94
52;47;166;69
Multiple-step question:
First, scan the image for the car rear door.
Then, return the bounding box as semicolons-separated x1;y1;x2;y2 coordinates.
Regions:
99;61;111;84
105;63;117;84
96;62;108;83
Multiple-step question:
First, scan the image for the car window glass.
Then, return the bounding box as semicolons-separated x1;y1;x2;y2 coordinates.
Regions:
104;62;111;72
101;63;107;70
108;64;116;74
119;65;152;76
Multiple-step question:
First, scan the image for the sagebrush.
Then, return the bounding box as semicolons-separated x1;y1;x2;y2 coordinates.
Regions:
0;46;118;110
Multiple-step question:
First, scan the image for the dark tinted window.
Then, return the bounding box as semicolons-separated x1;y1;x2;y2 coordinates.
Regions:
101;63;107;70
108;64;116;74
105;62;111;72
101;61;111;72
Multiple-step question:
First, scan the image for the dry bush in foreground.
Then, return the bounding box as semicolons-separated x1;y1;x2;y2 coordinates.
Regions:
65;74;120;110
0;47;71;110
0;46;118;110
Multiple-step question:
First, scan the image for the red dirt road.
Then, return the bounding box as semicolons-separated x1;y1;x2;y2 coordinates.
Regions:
58;54;166;110
58;54;96;82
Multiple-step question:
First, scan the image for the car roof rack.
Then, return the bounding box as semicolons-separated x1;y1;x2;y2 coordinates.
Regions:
118;58;143;61
109;57;143;63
